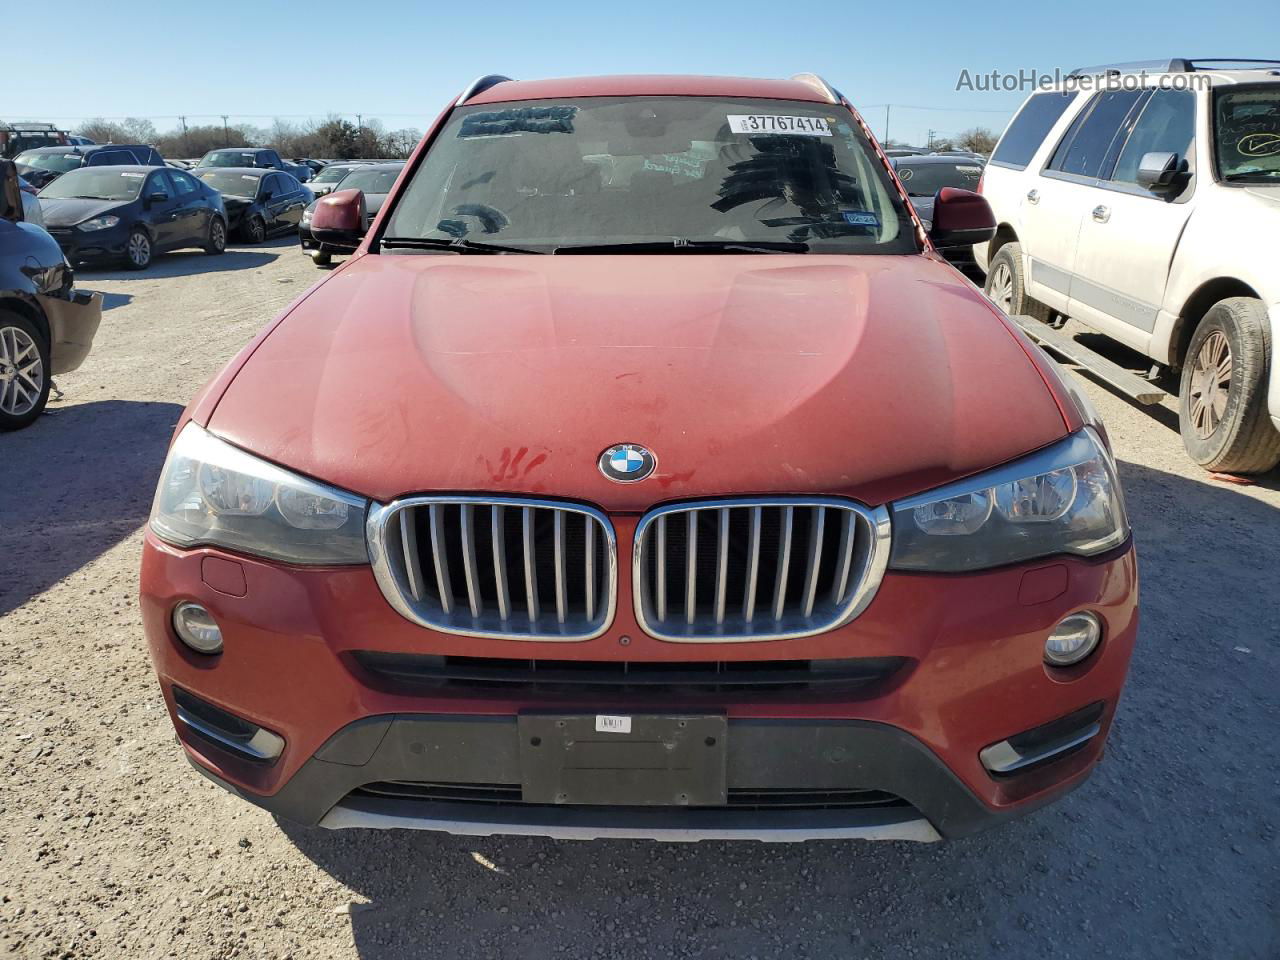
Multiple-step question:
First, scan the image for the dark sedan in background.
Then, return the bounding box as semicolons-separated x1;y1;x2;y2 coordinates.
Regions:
39;166;227;270
299;162;402;265
195;147;287;171
192;168;310;242
306;161;365;198
891;154;985;277
14;144;164;189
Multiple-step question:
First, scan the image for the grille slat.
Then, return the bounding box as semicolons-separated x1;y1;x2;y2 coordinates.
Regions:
370;497;616;641
491;506;510;621
634;498;889;643
399;509;424;602
744;506;762;622
801;506;826;618
428;504;453;616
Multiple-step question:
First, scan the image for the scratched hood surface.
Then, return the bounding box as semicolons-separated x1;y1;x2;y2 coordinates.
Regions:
207;253;1067;509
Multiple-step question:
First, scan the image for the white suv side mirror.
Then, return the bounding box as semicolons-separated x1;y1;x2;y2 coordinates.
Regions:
1135;151;1187;192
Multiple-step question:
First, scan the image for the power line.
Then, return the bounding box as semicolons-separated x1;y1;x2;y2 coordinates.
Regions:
860;103;1012;115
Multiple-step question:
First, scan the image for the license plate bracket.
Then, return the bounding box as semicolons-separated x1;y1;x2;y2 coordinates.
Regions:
518;714;727;806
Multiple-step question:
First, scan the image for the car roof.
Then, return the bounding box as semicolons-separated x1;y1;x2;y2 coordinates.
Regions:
194;167;267;176
66;163;163;173
206;147;266;153
893;155;985;166
20;143;148;154
466;74;831;105
345;162;405;171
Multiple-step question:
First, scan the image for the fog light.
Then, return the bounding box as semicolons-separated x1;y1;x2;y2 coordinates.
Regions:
1044;612;1101;666
173;602;223;654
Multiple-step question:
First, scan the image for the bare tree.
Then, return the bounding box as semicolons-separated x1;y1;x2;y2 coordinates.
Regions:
956;127;997;155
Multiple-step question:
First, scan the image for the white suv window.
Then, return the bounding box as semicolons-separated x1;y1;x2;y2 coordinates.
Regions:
1046;90;1145;179
1111;89;1196;185
989;91;1078;169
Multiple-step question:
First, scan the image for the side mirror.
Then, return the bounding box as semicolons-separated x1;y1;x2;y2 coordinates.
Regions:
259;191;273;202
1136;151;1187;192
927;187;995;248
311;188;367;249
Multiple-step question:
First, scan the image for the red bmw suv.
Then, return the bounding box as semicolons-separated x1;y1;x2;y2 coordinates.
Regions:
141;74;1138;842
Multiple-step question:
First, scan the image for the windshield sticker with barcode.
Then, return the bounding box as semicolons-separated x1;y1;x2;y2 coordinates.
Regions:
727;115;832;136
120;172;145;178
842;210;880;227
64;154;80;160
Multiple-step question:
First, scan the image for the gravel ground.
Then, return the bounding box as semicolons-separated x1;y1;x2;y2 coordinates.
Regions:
1;243;1277;960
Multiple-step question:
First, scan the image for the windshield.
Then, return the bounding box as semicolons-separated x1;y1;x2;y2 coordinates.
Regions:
199;150;260;168
194;171;262;198
14;150;84;174
894;160;984;197
382;96;915;253
337;168;401;194
1215;87;1280;183
40;168;146;201
314;165;355;183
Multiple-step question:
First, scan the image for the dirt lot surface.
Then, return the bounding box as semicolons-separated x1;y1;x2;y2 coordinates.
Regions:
1;242;1277;959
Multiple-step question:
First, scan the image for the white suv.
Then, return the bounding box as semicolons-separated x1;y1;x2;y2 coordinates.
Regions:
977;58;1280;474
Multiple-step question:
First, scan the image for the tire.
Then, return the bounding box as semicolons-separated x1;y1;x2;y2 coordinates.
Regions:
243;216;266;244
310;249;331;267
205;216;227;255
125;228;152;271
984;242;1053;322
0;312;52;431
1178;297;1280;474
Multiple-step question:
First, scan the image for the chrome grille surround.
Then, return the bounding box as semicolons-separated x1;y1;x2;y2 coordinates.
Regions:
633;497;891;643
367;496;617;641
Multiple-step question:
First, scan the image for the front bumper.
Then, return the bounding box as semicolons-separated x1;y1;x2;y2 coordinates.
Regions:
45;223;134;267
141;532;1138;841
37;289;102;374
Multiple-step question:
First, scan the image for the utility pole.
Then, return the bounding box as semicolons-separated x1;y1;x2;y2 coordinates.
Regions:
179;115;189;156
884;105;890;145
221;115;229;147
927;128;936;150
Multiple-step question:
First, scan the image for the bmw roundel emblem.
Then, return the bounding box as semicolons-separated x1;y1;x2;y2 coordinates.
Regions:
599;443;657;483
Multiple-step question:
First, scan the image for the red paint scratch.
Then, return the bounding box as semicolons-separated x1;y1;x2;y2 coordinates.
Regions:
656;469;695;489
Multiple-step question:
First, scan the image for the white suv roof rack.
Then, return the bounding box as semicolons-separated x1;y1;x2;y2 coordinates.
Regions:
1069;58;1280;77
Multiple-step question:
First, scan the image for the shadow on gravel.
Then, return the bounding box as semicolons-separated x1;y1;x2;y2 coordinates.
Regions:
102;292;133;311
77;236;296;282
0;399;182;615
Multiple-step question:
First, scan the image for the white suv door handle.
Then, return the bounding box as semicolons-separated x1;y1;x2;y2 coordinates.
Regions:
1092;205;1111;223
1026;189;1040;205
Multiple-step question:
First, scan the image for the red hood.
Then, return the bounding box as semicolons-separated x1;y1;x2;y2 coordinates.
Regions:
206;253;1068;510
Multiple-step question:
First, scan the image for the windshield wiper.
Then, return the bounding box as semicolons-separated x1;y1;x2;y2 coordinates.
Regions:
380;236;541;254
554;239;809;254
1222;172;1278;182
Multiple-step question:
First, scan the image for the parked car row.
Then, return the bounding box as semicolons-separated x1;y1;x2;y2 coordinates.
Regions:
299;161;403;264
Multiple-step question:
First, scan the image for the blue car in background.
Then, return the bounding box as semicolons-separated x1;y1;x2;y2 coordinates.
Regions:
38;165;227;270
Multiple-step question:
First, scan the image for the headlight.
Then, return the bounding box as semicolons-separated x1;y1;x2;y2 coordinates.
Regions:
150;423;369;564
300;208;313;225
889;428;1127;571
78;215;120;232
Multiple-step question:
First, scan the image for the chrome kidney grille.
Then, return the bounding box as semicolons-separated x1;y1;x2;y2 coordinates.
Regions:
367;497;617;641
633;498;891;642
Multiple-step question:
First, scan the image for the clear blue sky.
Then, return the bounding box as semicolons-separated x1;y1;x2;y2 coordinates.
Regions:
8;0;1276;148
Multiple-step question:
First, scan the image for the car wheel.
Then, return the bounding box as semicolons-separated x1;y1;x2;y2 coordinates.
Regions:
984;242;1052;322
125;228;152;270
244;216;266;244
0;312;52;431
1178;297;1280;474
205;216;227;255
311;250;332;267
